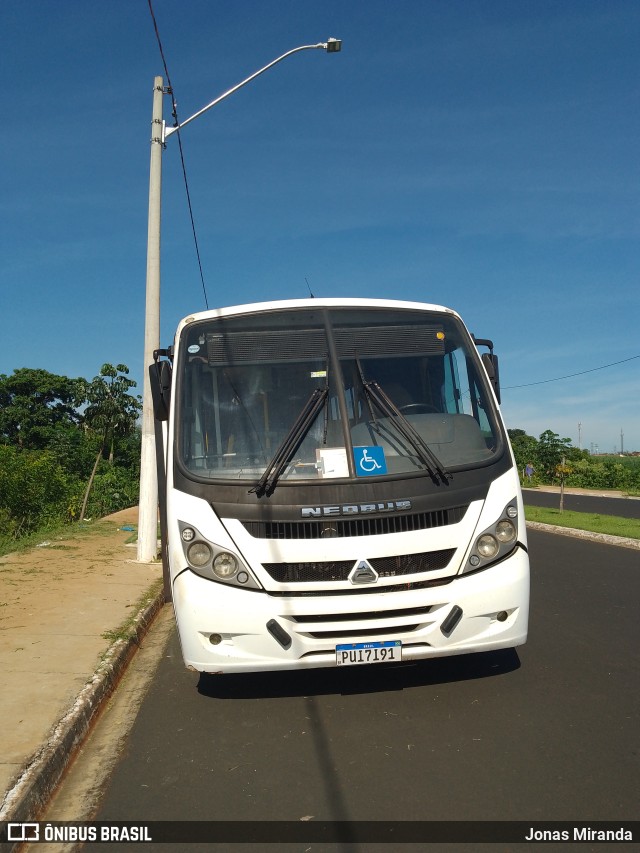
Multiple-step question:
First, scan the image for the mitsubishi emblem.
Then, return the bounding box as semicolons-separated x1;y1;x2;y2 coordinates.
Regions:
348;559;379;585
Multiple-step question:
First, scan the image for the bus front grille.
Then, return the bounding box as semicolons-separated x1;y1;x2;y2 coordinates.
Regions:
242;506;467;540
262;549;455;583
290;605;432;623
304;624;421;639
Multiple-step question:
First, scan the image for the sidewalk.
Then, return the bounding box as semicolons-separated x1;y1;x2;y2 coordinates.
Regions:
523;485;635;498
0;508;164;830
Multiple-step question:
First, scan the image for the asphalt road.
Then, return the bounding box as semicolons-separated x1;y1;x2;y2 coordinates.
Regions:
79;528;638;852
523;489;640;519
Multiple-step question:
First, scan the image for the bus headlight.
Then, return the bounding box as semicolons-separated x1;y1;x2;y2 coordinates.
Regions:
213;552;238;579
187;541;212;567
477;534;498;559
177;521;262;590
462;500;520;574
496;519;516;543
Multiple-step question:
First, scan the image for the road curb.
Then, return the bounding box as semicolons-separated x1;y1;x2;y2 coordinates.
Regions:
0;584;166;839
526;520;640;550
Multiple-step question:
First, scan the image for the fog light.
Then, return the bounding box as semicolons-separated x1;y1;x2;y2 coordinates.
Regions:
213;552;238;579
209;633;222;645
497;611;508;622
188;541;212;567
477;534;498;559
496;520;516;543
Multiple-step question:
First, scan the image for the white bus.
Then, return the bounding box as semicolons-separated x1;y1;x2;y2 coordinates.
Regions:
150;298;529;674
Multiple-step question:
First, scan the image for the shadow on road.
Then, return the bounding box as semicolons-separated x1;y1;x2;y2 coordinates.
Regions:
197;648;520;700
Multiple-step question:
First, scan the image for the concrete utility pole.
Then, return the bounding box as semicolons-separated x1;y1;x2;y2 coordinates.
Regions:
137;41;342;563
138;77;164;564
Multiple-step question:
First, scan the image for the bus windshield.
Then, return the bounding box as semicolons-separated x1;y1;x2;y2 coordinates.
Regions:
177;306;501;483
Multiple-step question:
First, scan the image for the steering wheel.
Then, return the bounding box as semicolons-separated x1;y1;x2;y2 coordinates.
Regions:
398;403;439;414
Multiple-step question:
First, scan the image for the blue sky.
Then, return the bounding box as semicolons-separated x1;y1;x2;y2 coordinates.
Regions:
2;0;639;453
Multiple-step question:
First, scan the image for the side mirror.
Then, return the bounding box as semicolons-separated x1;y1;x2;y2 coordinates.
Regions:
481;352;501;404
149;358;172;421
473;335;501;404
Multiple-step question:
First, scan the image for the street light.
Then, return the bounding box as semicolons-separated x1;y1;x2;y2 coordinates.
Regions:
137;39;342;563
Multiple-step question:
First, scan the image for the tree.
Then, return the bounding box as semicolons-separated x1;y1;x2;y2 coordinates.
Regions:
0;368;86;449
47;424;99;480
555;457;572;512
537;430;572;479
508;429;539;476
80;364;141;520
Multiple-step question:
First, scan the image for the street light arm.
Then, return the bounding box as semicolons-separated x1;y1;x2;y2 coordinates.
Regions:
164;40;340;141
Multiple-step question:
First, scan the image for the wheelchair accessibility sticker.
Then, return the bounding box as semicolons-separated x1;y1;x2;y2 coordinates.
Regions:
354;445;387;477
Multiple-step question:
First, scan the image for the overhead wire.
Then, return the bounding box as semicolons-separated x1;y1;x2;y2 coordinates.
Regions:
147;0;209;310
502;354;640;390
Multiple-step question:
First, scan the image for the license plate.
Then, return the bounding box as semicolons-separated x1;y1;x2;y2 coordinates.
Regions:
335;640;402;666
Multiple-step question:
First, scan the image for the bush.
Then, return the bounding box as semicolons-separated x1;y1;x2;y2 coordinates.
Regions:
84;464;139;519
0;445;76;537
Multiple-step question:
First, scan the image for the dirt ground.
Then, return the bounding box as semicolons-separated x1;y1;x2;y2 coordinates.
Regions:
0;507;162;797
0;508;154;632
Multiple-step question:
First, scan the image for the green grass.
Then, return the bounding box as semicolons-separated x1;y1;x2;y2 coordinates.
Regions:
100;578;164;644
524;505;640;540
0;517;130;558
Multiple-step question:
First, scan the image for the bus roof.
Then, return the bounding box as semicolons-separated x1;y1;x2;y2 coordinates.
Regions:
175;297;461;334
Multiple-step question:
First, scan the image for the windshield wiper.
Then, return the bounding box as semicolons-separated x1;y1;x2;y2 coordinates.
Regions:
356;359;451;484
251;381;329;498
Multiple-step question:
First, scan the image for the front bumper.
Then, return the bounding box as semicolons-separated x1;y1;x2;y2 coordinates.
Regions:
172;546;529;674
